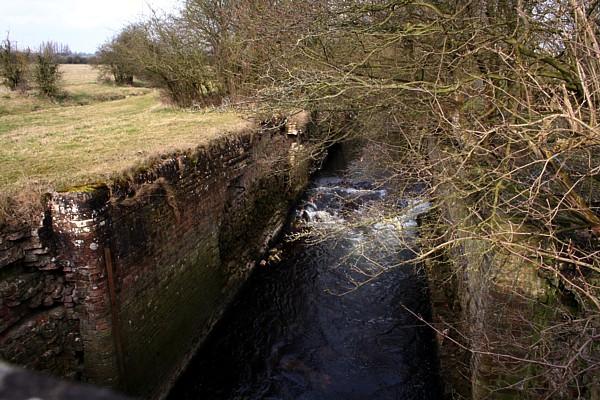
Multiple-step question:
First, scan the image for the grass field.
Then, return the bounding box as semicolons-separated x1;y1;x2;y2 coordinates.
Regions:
0;65;248;207
0;64;153;116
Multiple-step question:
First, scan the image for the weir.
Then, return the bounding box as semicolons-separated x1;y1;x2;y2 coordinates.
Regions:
168;142;442;399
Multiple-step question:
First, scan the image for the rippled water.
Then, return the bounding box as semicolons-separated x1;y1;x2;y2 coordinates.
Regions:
168;145;442;400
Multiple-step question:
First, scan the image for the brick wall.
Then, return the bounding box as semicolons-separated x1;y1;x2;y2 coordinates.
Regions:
0;123;320;399
0;206;83;380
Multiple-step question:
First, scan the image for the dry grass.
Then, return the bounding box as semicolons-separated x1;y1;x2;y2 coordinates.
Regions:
0;64;250;220
60;64;100;85
0;64;155;115
61;64;151;103
0;64;153;116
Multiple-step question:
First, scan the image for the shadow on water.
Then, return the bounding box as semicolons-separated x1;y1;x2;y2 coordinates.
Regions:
167;142;443;400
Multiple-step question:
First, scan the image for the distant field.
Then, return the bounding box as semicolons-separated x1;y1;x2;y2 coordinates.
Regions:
60;64;100;85
0;64;249;205
0;64;152;115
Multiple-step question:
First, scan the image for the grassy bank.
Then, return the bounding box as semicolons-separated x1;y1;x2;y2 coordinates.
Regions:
0;65;249;222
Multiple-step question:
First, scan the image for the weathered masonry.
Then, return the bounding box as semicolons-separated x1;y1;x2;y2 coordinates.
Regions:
0;121;320;399
424;143;600;400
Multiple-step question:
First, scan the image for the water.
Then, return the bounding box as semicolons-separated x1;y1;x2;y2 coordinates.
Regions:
167;144;442;400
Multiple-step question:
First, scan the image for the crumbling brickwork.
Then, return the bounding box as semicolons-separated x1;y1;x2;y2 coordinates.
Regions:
0;211;82;380
0;123;319;399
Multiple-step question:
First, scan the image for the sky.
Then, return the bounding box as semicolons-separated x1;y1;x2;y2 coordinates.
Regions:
0;0;181;54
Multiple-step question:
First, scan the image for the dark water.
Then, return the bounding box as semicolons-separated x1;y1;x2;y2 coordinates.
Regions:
167;145;442;400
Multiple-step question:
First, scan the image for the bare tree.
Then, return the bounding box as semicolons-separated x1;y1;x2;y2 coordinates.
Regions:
222;0;600;397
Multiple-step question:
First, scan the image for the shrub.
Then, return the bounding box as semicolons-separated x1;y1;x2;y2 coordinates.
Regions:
33;42;62;97
0;35;29;91
94;25;145;86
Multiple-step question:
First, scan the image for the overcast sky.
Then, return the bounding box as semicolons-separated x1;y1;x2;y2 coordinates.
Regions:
0;0;181;53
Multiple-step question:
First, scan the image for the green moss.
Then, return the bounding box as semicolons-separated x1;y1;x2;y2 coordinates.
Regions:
62;183;107;193
118;231;226;397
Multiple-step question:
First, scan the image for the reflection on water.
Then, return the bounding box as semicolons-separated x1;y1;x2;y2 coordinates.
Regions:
167;144;442;400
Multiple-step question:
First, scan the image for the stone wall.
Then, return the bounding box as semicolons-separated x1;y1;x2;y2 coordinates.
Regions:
0;210;83;381
0;122;320;399
425;192;597;399
416;132;600;399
